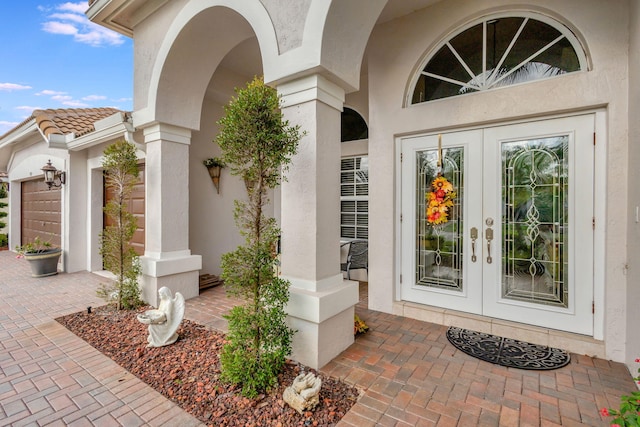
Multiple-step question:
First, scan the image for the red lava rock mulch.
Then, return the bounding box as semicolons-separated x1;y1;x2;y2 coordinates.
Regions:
56;306;360;427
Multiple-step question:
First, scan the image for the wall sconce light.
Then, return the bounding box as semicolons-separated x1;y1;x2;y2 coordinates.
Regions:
41;160;66;189
203;158;224;194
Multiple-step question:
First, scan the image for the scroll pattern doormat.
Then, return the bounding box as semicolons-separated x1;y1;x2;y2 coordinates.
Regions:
446;326;571;370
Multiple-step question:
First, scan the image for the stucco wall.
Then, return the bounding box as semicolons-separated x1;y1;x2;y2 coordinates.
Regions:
189;63;277;276
366;0;630;360
260;0;310;53
132;0;189;112
189;96;243;276
626;0;640;369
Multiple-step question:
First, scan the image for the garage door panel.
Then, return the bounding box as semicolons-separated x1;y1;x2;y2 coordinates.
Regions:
21;179;61;247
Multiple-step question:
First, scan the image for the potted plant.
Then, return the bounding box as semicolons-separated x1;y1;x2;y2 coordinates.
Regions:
15;236;62;277
203;157;225;193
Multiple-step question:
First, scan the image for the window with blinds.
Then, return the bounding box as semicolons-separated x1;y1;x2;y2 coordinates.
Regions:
341;156;368;239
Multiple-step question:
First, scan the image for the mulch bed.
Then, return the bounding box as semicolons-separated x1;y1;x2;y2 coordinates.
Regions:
56;306;360;426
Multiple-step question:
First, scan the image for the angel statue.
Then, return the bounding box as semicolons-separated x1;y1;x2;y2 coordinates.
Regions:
136;287;185;347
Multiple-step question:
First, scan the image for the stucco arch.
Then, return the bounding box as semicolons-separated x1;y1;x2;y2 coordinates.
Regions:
141;0;279;131
316;0;387;93
139;0;392;130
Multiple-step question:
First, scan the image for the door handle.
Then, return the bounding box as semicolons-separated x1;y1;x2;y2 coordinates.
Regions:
470;227;478;262
485;227;493;264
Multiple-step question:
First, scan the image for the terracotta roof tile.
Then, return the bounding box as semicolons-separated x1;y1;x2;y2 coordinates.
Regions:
32;108;122;138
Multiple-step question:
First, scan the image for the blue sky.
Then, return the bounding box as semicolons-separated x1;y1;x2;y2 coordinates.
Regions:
0;1;133;135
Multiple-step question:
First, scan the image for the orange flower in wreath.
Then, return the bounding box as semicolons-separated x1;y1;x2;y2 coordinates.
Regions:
426;176;456;225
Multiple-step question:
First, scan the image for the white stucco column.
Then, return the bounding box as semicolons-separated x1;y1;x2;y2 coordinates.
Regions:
139;123;202;307
65;150;87;273
278;75;359;370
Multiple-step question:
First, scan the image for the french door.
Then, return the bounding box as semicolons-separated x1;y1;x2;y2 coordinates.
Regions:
400;115;594;335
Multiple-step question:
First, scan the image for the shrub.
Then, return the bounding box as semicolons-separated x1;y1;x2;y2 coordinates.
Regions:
216;77;303;397
0;186;7;199
0;233;7;248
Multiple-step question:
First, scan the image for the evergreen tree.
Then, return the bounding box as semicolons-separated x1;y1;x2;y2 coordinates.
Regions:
216;77;303;397
98;140;142;310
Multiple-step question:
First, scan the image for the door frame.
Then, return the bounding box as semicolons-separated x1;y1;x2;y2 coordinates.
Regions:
394;110;607;339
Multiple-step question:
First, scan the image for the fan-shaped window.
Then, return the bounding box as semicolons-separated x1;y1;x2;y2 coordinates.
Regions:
411;13;586;104
341;108;368;142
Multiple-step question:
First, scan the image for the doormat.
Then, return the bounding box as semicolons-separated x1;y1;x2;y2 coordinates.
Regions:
446;326;570;370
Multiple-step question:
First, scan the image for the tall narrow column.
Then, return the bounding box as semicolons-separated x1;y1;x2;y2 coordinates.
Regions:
139;123;202;306
278;75;359;369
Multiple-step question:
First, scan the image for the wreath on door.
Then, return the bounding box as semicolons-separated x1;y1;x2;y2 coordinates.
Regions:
426;176;456;225
426;135;456;225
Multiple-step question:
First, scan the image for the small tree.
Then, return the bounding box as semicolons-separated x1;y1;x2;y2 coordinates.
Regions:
0;185;7;230
98;140;142;310
217;76;303;397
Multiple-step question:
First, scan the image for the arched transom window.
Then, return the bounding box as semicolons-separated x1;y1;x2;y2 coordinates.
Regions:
410;13;587;104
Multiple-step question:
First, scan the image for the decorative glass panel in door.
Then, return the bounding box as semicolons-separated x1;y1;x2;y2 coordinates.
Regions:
502;136;568;307
415;147;464;291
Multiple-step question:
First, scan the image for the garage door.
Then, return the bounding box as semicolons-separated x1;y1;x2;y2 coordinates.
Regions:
104;164;145;256
21;179;62;246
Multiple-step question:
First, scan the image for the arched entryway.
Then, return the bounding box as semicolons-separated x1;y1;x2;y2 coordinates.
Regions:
132;0;386;369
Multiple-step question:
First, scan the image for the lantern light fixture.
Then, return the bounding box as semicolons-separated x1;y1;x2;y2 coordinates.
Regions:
41;160;66;189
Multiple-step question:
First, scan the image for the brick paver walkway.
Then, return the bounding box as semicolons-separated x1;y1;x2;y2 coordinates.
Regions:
1;250;636;426
0;251;203;427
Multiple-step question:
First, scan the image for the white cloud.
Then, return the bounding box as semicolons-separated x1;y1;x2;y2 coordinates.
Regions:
0;121;20;134
42;21;78;36
62;100;90;108
51;94;73;102
36;90;66;96
41;2;125;47
36;90;87;108
75;27;124;46
82;95;107;101
57;2;88;14
0;83;32;91
49;12;86;24
16;106;42;112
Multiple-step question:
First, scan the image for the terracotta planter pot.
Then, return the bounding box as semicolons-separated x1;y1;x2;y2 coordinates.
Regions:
24;248;62;277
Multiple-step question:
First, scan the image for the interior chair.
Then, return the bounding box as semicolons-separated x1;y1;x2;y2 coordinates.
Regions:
340;240;368;280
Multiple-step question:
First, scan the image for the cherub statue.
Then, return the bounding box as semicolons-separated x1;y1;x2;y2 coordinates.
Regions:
283;372;322;414
136;287;185;347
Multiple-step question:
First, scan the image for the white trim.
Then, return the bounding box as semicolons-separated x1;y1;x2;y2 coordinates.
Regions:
287;279;359;324
68;112;132;151
278;74;345;111
593;110;607;340
0;121;39;148
283;273;344;293
140;252;202;277
142;123;192;145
